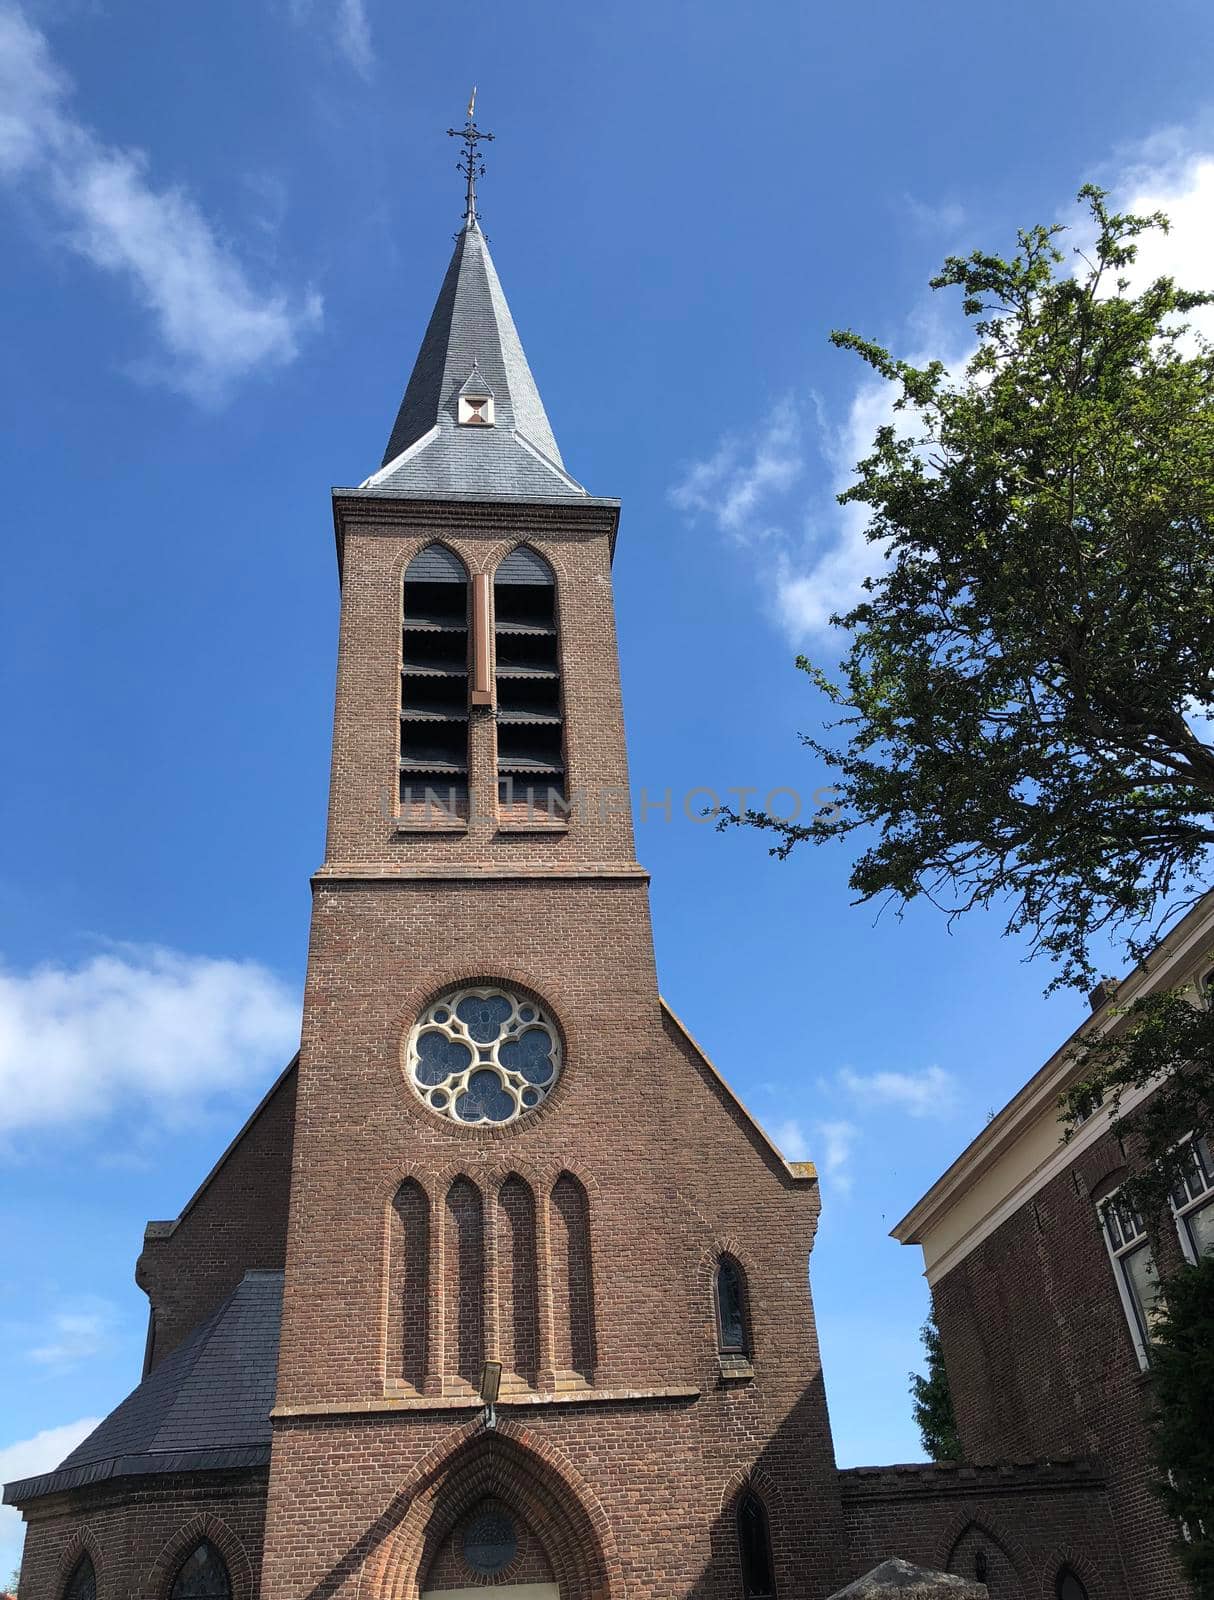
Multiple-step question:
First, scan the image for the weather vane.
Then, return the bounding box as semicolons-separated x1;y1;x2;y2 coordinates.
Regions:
448;87;494;228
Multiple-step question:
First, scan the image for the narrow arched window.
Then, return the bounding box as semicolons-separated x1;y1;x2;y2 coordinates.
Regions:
1056;1567;1089;1600
716;1257;748;1353
170;1539;232;1598
493;547;564;821
63;1555;97;1600
400;543;470;824
737;1491;776;1600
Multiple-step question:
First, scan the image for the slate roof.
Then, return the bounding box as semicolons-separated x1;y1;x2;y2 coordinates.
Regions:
362;220;589;502
3;1270;282;1505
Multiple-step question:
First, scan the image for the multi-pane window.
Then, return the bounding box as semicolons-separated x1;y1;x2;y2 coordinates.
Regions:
170;1540;232;1599
400;543;470;824
1056;1566;1089;1600
715;1258;748;1353
1101;1191;1159;1363
494;547;565;820
1171;1135;1214;1262
737;1492;776;1600
63;1555;96;1600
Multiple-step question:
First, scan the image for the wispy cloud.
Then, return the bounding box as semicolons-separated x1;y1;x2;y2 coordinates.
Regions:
815;1119;859;1193
768;1115;858;1192
0;943;299;1134
27;1299;119;1370
670;132;1214;644
287;0;374;76
0;3;322;404
669;400;805;541
0;1418;101;1572
901;193;966;235
837;1063;959;1119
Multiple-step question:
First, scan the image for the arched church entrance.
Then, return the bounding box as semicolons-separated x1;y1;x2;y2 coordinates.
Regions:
370;1424;618;1600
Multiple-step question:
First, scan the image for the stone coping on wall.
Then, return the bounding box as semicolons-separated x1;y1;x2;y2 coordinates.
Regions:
837;1458;1104;1500
271;1384;700;1421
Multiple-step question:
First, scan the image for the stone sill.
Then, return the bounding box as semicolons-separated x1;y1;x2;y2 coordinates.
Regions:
272;1384;700;1420
718;1356;755;1382
496;821;569;834
393;822;468;834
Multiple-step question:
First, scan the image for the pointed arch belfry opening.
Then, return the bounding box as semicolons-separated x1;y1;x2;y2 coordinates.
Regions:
400;542;471;824
369;1423;620;1600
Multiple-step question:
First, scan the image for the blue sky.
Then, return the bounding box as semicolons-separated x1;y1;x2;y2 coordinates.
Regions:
3;0;1214;1572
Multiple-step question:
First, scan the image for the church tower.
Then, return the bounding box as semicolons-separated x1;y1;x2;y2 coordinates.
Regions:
3;113;848;1600
257;111;848;1600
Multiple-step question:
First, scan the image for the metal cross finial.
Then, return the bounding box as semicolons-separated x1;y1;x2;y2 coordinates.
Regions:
448;87;494;228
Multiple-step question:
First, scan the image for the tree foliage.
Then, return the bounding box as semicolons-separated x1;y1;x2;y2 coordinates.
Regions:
731;187;1214;991
909;1312;961;1462
1148;1254;1214;1598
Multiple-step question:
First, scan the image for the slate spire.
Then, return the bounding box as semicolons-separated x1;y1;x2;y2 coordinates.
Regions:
363;105;586;501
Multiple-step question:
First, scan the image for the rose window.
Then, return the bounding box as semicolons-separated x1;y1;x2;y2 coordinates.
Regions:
406;986;561;1125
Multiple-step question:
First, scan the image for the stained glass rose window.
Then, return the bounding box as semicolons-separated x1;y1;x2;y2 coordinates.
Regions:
406;987;561;1124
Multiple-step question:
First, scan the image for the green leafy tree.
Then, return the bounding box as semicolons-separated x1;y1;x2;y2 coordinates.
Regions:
729;187;1214;993
909;1312;961;1462
5;1566;19;1596
1151;1254;1214;1598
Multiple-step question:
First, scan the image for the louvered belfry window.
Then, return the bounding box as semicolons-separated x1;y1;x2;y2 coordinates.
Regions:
400;544;470;823
494;547;565;820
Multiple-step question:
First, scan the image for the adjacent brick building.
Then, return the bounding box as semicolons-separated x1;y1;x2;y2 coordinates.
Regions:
4;129;1182;1600
893;894;1214;1600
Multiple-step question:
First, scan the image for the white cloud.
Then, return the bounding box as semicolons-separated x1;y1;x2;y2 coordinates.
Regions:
0;3;322;404
27;1299;118;1369
288;0;374;76
902;193;966;234
764;1115;858;1191
1113;148;1214;345
669;400;805;541
769;1116;811;1161
815;1119;859;1193
336;0;373;74
673;133;1214;643
0;1418;101;1573
837;1063;959;1119
0;944;299;1134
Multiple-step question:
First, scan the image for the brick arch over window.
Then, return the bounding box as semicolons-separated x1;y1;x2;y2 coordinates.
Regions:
1042;1550;1099;1600
145;1515;254;1600
944;1520;1031;1600
370;1422;621;1600
550;1171;596;1381
55;1526;104;1596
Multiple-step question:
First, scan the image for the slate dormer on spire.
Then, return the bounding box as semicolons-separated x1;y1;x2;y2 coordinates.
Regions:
362;218;587;501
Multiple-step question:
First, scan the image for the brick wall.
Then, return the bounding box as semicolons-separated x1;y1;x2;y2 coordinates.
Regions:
839;1461;1128;1599
15;1469;268;1600
931;1118;1189;1599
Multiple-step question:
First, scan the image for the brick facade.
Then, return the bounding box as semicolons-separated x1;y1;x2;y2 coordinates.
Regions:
930;1116;1189;1599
